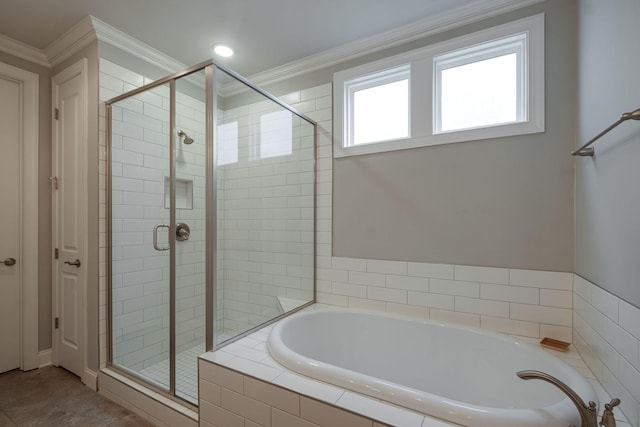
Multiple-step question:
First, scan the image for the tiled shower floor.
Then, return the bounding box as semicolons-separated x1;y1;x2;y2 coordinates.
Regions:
139;343;204;404
138;334;235;404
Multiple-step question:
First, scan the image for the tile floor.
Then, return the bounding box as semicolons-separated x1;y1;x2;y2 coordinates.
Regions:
139;343;204;404
138;336;234;405
0;366;153;427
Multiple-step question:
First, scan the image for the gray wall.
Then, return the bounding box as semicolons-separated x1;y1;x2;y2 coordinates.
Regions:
266;1;576;272
575;0;640;308
52;42;101;371
0;51;53;351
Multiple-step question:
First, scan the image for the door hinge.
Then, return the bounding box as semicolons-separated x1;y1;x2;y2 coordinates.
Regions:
54;248;59;259
55;317;59;329
54;108;59;120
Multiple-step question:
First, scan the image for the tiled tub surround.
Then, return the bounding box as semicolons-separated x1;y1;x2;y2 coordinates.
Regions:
198;304;631;427
195;82;626;425
317;261;574;343
267;308;593;427
574;275;640;426
294;81;576;345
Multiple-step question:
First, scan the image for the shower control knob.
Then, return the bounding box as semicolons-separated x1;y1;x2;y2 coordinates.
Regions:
176;223;190;241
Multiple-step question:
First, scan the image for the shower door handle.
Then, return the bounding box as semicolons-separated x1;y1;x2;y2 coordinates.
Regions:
153;224;170;251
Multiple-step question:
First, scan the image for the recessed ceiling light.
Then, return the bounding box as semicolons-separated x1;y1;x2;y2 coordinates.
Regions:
213;44;234;58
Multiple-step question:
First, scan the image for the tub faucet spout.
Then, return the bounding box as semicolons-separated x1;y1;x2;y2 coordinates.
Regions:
517;370;618;427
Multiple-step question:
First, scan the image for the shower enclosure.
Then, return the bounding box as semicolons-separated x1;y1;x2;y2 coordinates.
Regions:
106;62;316;404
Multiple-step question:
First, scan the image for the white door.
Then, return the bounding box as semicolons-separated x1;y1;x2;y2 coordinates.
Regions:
0;73;22;374
52;59;87;378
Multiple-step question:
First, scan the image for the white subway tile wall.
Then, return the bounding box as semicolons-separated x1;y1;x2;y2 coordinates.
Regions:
573;275;640;426
320;261;577;341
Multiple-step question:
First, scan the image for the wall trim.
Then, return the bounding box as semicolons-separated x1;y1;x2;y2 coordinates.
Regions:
84;368;98;391
90;17;188;76
45;16;97;68
0;33;50;68
223;0;545;95
38;349;52;368
0;0;542;80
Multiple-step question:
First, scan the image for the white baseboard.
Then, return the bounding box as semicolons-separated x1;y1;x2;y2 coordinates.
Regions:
83;368;99;391
38;349;52;368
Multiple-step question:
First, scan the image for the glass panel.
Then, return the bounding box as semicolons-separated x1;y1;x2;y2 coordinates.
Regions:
110;83;171;391
353;79;409;145
109;63;315;404
440;53;518;132
174;70;207;404
215;69;315;346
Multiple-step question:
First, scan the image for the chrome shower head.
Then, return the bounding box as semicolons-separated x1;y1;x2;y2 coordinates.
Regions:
178;130;194;145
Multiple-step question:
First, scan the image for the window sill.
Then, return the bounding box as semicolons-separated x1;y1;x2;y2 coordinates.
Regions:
334;120;544;158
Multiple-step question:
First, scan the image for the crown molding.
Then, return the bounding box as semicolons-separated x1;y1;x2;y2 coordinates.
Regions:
0;33;50;68
43;15;189;74
1;0;542;90
45;16;97;68
90;16;188;76
222;0;544;96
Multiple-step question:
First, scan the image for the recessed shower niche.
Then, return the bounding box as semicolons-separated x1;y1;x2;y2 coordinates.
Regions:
164;177;193;209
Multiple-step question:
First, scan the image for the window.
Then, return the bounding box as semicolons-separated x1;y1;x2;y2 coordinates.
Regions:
258;110;292;159
333;14;544;157
434;34;526;134
345;65;410;147
217;121;238;165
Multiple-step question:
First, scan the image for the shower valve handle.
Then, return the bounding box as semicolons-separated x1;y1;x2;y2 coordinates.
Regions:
176;223;190;241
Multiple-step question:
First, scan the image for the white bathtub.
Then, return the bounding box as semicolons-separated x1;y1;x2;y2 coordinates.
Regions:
267;308;596;427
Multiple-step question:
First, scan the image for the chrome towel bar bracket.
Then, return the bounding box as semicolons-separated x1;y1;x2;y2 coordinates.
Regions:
572;107;640;156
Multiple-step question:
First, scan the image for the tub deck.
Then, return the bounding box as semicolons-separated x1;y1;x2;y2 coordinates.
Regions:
198;304;629;427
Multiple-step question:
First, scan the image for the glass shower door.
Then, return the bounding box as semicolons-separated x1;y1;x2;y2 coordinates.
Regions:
174;70;207;403
109;70;207;405
110;82;172;391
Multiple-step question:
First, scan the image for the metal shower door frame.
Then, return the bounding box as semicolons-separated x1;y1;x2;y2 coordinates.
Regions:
105;59;318;406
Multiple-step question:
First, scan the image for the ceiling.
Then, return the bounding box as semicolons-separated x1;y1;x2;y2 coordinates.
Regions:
0;0;486;76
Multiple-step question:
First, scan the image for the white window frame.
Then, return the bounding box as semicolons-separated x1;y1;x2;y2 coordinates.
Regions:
433;33;526;134
333;13;544;158
345;64;410;148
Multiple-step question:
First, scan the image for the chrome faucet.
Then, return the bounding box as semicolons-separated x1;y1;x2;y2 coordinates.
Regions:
517;370;620;427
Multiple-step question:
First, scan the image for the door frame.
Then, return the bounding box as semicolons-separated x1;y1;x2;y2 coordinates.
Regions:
0;62;39;371
51;58;89;383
